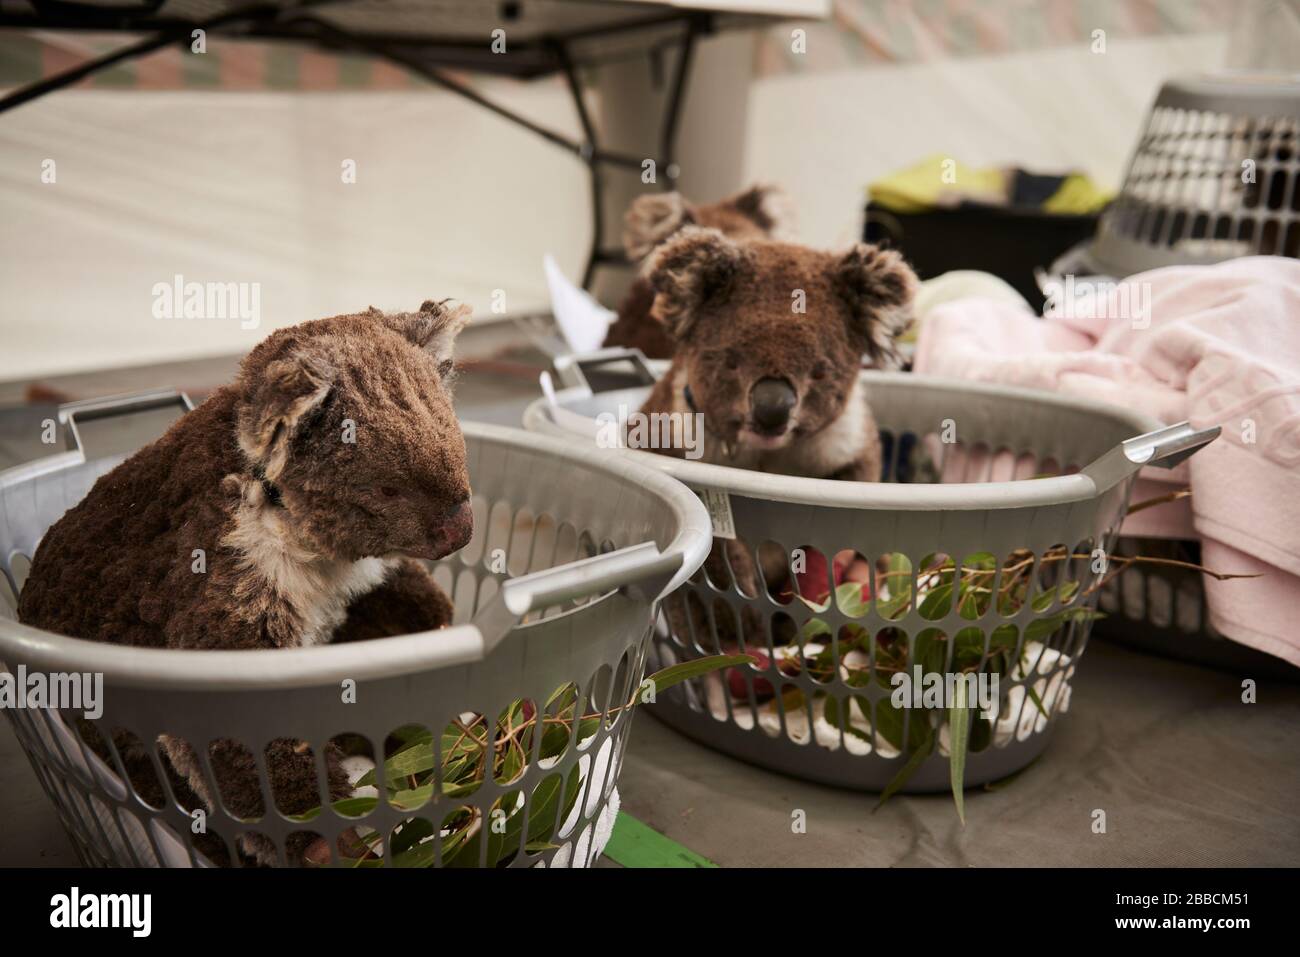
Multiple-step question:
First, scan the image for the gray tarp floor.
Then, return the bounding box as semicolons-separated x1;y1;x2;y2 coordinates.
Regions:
2;355;1297;867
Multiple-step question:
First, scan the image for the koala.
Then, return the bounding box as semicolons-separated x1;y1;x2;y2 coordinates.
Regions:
635;228;916;632
19;300;474;865
639;227;916;479
602;183;794;359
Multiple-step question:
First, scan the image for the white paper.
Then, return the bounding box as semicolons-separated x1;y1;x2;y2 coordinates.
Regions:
544;254;616;354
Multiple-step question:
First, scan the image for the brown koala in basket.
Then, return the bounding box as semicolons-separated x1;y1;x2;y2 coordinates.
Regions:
19;301;474;866
602;183;793;359
636;228;916;636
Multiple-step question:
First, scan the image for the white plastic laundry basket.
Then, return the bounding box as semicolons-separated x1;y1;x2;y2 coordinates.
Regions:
1085;74;1300;276
524;349;1219;792
0;392;711;867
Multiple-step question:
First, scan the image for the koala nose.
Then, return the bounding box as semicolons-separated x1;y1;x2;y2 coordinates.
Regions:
750;378;797;432
425;498;474;560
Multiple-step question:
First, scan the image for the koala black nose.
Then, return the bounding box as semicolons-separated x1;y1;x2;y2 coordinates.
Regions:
750;377;797;432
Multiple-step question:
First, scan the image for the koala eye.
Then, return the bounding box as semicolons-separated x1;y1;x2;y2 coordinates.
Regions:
724;350;741;370
811;362;829;380
379;486;402;498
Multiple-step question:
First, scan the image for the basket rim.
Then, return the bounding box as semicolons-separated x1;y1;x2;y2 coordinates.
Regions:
0;421;712;690
523;370;1165;511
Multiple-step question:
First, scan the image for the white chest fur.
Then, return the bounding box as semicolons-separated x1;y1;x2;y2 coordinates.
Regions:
222;478;394;646
675;370;872;478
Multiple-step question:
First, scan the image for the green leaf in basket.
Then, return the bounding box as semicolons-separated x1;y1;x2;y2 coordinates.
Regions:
1025;681;1050;721
948;677;970;826
952;626;986;672
988;624;1019;655
875;725;935;811
843;697;876;746
800;615;833;642
390;783;434;811
644;653;756;697
835;580;871;618
1024;605;1104;644
527;772;582;847
327;795;379;818
390;816;436;856
383;741;436;780
914;627;947;678
1031;580;1083;613
917;582;953;620
446;766;586;868
871;698;906;751
875;590;909;620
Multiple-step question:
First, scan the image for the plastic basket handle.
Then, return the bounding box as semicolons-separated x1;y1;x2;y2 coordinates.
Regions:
552;347;656;393
58;389;194;458
1081;420;1220;494
471;541;684;656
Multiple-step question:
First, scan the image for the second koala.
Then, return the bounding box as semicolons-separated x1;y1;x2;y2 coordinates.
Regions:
637;227;917;481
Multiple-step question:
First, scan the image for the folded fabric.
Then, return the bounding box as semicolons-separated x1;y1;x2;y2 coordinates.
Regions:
913;256;1300;667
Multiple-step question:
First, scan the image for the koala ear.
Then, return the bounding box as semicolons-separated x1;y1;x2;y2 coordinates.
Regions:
623;191;695;261
834;244;917;370
647;226;744;341
726;183;796;239
238;350;335;480
384;300;473;374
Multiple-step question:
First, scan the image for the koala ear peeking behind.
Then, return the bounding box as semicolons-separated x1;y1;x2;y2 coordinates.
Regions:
605;183;796;359
637;228;917;484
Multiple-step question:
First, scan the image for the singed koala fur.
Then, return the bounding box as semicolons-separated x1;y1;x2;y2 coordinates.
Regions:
636;228;916;619
19;301;474;865
602;183;794;358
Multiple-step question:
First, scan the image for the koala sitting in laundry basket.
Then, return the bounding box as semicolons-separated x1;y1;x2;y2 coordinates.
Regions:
18;300;474;866
635;227;917;620
602;183;794;359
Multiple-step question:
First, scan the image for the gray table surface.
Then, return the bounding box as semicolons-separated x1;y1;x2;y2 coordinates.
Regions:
2;358;1297;867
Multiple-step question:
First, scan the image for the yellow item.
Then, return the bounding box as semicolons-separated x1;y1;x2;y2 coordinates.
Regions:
1043;173;1112;214
868;155;1006;213
868;156;1111;215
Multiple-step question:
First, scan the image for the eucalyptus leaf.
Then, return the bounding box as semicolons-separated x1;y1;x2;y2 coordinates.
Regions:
917;583;953;620
645;653;756;696
834;580;870;618
949;678;970;826
875;728;935;811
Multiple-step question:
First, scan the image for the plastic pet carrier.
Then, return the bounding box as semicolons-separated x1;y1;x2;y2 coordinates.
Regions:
0;392;711;868
1083;74;1300;277
524;350;1219;791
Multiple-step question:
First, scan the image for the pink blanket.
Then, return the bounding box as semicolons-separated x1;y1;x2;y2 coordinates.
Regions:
914;257;1300;667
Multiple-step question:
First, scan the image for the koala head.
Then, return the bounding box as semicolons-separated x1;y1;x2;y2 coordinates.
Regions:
233;300;474;563
623;183;794;262
648;228;916;452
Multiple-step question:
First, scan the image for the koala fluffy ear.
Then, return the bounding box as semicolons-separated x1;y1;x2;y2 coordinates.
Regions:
239;350;335;480
726;183;796;239
623;191;695;261
384;300;473;374
647;226;744;341
834;244;917;370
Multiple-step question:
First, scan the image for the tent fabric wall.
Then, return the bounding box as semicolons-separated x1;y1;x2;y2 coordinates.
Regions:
0;12;1232;380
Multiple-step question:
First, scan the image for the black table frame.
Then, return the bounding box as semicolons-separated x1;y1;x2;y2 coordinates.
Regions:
0;0;716;288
